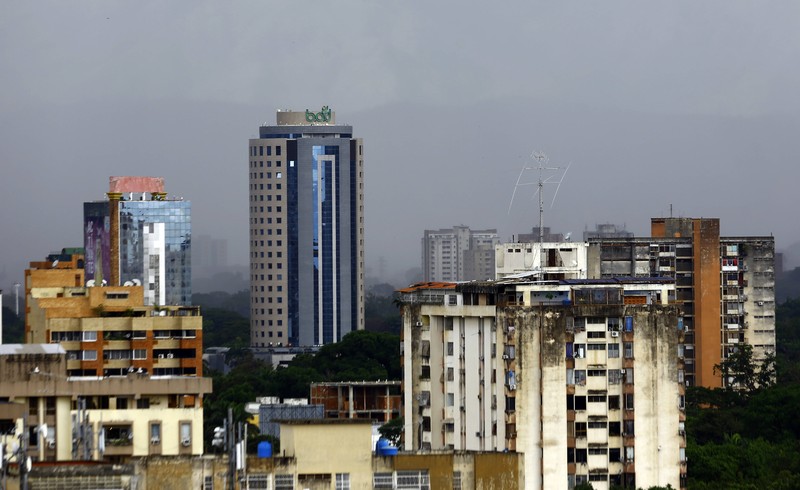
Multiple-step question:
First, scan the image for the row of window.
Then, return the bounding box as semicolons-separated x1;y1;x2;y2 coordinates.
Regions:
51;327;199;342
249;205;283;213
249;193;283;202
250;273;284;282
250;183;283;191
249;145;282;157
249;170;283;179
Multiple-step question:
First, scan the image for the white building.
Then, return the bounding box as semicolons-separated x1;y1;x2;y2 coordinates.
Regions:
422;226;499;282
398;278;686;490
495;242;589;280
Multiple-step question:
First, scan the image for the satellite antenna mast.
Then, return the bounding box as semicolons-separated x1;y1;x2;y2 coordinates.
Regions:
508;151;571;271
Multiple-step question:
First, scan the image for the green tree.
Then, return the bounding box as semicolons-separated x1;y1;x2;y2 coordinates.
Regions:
714;343;775;395
378;417;404;448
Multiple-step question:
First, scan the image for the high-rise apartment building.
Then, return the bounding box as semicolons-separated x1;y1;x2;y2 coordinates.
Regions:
398;279;685;490
422;226;499;282
586;217;775;388
495;217;775;389
84;177;191;306
249;108;364;347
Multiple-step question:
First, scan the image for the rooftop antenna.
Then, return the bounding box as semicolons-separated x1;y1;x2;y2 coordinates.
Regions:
508;151;571;271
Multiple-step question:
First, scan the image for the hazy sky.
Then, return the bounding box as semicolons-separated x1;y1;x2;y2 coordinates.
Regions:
2;1;799;291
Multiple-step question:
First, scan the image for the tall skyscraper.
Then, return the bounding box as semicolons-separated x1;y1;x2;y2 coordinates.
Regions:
249;107;364;347
84;176;192;306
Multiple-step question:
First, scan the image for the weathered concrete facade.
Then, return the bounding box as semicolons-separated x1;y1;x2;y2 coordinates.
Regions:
400;279;686;490
585;217;775;388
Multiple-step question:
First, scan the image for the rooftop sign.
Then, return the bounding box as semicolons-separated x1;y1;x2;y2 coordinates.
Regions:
305;106;332;123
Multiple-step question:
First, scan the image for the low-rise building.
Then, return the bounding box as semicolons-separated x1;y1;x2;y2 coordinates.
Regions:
310;381;401;422
0;343;210;461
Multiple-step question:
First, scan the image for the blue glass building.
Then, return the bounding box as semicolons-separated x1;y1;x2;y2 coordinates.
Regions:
249;108;364;347
84;188;191;306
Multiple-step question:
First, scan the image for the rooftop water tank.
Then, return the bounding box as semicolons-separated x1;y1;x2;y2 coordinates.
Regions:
257;440;272;458
375;438;398;457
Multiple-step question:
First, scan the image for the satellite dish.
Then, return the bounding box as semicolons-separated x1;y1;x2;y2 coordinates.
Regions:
132;279;142;286
86;279;96;287
39;424;48;439
101;279;108;286
123;281;134;287
51;260;59;268
564;232;572;241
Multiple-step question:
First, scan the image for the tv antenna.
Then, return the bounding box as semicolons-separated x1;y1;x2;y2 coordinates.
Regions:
508;151;571;244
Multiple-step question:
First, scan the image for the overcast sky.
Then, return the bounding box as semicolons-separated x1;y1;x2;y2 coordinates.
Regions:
2;1;799;291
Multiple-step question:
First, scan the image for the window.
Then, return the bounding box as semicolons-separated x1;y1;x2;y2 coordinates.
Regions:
204;475;214;490
574;396;586;410
335;473;350;490
608;369;622;385
247;474;270;489
574;370;586;386
624;420;635;436
373;473;393;489
420;365;430;380
588;331;606;339
137;398;150;409
608;343;620;358
608;395;620;410
82;350;97;361
133;349;147;360
180;422;192;447
82;331;97;342
625;393;635;410
275;474;294;490
447;342;454;356
625;368;634;384
609;422;621;436
453;471;462;490
150;422;161;443
397;471;429;489
624;342;634;358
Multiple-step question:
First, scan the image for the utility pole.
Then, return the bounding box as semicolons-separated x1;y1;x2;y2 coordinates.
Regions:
13;283;20;318
20;413;29;490
228;408;235;490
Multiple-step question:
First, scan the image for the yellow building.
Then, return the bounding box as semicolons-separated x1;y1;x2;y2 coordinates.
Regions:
9;250;212;460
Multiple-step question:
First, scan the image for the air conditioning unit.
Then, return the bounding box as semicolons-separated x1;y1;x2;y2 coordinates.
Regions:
47;440;55;449
611;331;619;338
620;369;626;374
502;355;509;360
167;353;174;359
158;354;165;359
415;321;423;327
151;437;160;445
181;438;191;447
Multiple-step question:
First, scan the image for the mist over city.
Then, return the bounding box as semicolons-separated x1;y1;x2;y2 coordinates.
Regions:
2;2;800;292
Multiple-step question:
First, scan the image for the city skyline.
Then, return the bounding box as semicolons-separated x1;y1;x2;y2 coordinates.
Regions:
2;2;800;293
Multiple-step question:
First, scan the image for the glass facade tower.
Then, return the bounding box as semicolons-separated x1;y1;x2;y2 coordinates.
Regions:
249;108;364;347
84;182;191;306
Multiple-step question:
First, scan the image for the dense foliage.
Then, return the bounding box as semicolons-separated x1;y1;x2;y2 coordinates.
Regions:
203;330;400;451
1;307;24;343
685;297;800;489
